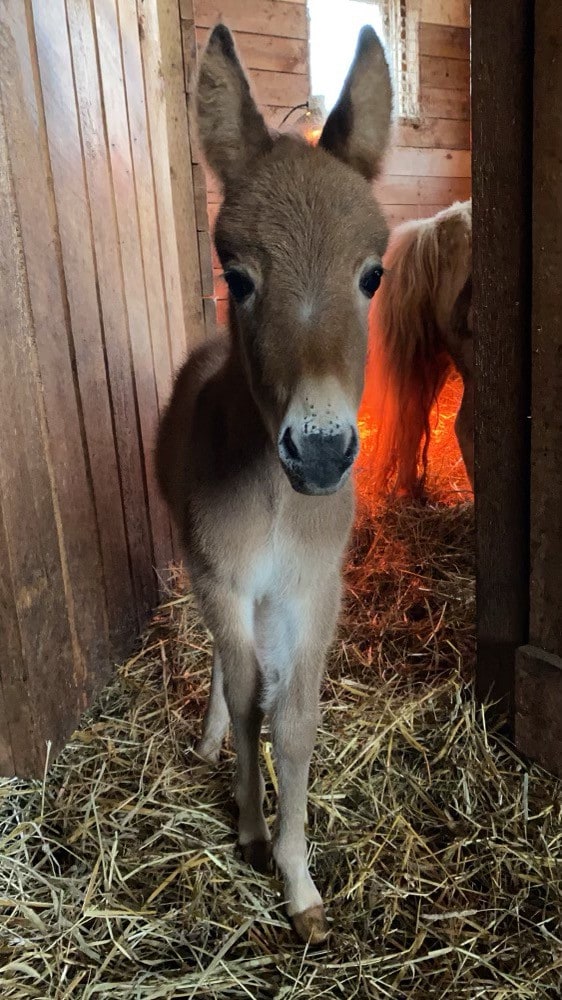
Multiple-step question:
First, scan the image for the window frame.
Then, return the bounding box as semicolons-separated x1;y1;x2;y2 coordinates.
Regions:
379;0;421;121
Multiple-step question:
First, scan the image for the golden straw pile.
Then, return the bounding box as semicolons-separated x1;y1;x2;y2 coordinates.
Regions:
1;498;561;999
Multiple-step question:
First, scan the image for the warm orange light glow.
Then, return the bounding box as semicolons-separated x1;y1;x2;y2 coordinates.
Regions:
304;126;322;144
357;370;472;507
424;372;473;497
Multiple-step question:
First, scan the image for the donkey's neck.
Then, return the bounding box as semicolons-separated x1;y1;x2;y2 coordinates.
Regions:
207;328;272;478
223;342;263;432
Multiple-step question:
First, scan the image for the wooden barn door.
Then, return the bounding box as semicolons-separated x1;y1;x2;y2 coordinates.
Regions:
473;0;562;778
0;0;208;777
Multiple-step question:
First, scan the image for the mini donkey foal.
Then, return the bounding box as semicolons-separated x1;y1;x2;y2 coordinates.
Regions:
157;24;392;942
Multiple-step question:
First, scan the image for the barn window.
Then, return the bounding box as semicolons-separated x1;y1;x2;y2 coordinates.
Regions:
308;0;420;121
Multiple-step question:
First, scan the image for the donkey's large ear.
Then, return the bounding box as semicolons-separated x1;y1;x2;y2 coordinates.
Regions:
197;24;273;191
319;26;392;182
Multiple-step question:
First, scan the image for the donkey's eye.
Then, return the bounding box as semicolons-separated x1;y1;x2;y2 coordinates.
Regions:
359;265;384;299
224;269;255;303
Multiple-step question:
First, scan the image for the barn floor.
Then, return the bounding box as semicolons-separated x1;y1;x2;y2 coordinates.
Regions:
1;498;561;999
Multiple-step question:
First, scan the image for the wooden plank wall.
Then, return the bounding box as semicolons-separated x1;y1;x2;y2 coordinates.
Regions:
185;0;470;327
377;0;471;229
0;0;206;777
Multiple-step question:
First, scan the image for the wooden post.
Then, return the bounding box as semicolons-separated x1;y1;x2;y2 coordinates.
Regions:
471;0;534;715
514;0;562;778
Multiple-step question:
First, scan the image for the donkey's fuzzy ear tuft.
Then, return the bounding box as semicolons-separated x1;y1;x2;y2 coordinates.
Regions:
207;23;237;59
319;25;392;182
197;23;273;192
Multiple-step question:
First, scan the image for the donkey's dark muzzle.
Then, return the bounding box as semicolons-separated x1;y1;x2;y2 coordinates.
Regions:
278;427;359;495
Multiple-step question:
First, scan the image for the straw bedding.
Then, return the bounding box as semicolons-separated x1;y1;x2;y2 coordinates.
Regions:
1;497;561;999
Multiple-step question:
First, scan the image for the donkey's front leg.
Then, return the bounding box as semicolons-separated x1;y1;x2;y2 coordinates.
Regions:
271;657;328;944
218;636;271;871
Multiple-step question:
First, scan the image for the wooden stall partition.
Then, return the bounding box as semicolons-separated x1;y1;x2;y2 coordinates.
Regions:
515;0;562;779
0;0;206;777
472;0;534;716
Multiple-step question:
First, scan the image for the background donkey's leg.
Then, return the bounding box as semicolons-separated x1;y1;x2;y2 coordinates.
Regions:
446;301;474;491
455;376;474;488
196;647;229;764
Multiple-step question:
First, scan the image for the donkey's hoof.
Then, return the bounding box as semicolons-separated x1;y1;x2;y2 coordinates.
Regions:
240;838;272;874
292;905;330;945
193;739;221;765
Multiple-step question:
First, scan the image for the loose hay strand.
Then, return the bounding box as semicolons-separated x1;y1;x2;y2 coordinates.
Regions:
1;499;561;999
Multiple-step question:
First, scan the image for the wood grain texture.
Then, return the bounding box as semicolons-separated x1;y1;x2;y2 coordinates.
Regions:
394;117;470;150
196;26;308;73
0;496;28;776
119;0;175;411
0;99;56;775
0;0;110;774
420;86;470;120
249;68;309;107
183;0;219;341
0;663;15;774
528;0;562;661
193;161;210;230
198;230;215;297
420;0;470;28
384;203;448;227
138;0;206;365
203;295;218;339
66;0;156;620
419;23;470;60
384;147;470;178
92;0;174;572
515;646;562;779
472;0;533;713
1;0;109;701
33;0;136;650
0;0;206;774
189;0;308;38
420;55;470;92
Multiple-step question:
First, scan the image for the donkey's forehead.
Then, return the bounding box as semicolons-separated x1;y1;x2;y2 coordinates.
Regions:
217;142;388;262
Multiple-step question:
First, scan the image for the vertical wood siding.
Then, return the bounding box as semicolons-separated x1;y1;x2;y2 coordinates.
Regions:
0;0;206;776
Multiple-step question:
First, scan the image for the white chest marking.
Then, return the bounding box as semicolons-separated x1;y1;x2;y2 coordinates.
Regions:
242;536;305;713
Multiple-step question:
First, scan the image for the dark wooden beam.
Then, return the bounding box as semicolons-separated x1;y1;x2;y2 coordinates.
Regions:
513;1;562;780
471;0;534;715
515;646;562;778
528;0;562;661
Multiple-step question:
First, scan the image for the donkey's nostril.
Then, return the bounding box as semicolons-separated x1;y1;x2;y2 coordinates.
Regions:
281;426;301;463
344;427;359;464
